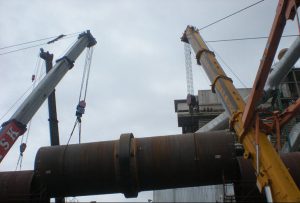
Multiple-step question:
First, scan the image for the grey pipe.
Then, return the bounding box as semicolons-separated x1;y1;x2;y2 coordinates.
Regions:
263;36;300;100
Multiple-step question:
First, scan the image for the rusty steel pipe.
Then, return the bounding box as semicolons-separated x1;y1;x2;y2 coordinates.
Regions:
0;170;49;202
34;131;238;198
234;152;300;202
1;155;300;203
0;135;300;201
0;170;34;202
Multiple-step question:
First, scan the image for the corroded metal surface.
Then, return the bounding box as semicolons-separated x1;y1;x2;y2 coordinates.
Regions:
234;157;266;203
0;170;33;202
281;152;300;189
0;135;299;201
135;131;237;191
35;140;117;197
234;152;300;202
34;131;237;198
0;170;48;202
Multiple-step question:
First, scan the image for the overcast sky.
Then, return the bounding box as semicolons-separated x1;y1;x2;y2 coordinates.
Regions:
0;0;299;202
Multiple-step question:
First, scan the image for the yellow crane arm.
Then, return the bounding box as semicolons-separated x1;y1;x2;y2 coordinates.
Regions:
181;26;300;202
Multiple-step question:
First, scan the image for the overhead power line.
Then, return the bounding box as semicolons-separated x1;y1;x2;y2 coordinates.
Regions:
0;42;48;56
199;0;265;30
0;36;56;51
0;32;81;50
206;34;300;43
0;32;82;56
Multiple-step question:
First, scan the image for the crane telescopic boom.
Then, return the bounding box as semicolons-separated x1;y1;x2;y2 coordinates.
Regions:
0;30;96;163
181;26;300;202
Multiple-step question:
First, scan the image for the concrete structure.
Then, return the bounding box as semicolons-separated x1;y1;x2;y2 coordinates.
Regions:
153;68;300;202
175;88;250;134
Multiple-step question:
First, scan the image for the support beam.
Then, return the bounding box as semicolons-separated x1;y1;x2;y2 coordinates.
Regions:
40;49;64;203
279;98;300;127
242;0;300;130
40;49;60;146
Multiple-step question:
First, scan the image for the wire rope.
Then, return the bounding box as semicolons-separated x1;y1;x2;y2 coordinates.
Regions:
199;0;265;31
0;32;81;56
207;42;248;88
0;31;81;51
15;54;43;171
206;34;299;43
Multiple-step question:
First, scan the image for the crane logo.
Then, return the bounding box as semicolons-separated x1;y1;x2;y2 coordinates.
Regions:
0;123;22;162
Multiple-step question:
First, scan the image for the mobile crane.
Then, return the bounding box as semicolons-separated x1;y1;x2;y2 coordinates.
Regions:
181;0;300;202
0;31;96;163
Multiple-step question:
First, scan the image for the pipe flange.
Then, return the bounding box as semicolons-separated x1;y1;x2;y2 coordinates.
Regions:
118;133;138;198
